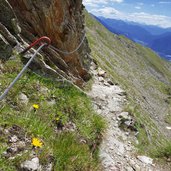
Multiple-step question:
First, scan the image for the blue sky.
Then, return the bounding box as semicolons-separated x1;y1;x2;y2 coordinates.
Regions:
83;0;171;28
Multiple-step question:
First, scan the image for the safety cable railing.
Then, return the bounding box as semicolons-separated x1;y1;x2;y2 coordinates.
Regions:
0;34;86;101
49;34;86;55
0;37;51;101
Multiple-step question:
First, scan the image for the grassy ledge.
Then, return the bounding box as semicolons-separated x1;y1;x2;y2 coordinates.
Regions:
0;55;105;171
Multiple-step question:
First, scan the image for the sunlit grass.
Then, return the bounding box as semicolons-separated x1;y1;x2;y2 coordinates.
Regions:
0;56;105;170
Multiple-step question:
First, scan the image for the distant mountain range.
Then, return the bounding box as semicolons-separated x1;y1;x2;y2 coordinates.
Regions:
94;15;171;61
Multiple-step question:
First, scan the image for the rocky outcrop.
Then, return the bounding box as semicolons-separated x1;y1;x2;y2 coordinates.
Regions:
0;0;91;86
0;33;13;60
0;0;16;33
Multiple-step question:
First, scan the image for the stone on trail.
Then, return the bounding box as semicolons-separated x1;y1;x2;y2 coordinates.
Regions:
166;126;171;130
98;69;106;77
137;155;153;165
98;76;104;82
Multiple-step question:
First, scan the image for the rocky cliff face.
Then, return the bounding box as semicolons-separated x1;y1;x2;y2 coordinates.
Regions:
0;0;91;86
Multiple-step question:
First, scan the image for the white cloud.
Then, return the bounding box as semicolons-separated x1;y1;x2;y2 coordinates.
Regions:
90;7;171;28
129;12;171;28
135;6;141;9
111;0;123;2
83;0;123;6
137;2;144;6
90;7;121;18
159;1;171;4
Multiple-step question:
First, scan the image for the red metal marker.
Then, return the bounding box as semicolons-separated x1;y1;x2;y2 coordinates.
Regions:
0;36;51;101
20;36;51;54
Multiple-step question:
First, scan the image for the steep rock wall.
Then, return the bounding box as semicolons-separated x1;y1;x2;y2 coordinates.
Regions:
0;0;91;86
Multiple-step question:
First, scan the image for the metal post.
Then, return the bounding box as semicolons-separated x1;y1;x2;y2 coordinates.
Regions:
0;43;46;101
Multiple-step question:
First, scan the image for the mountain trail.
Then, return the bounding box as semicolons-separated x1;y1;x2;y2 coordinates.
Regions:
87;63;166;171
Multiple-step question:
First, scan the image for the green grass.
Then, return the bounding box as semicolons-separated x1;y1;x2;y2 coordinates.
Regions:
124;101;166;155
0;56;105;170
165;114;171;125
153;142;171;158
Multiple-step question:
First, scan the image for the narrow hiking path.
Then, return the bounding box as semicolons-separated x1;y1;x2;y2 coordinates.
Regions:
87;63;167;171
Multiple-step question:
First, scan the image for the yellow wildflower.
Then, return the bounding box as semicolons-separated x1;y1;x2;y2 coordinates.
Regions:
32;138;43;148
56;117;60;121
32;104;39;110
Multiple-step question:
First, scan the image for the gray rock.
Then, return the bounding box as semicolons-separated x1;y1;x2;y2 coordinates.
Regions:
107;79;114;85
109;165;120;171
45;163;53;171
40;87;49;95
98;76;104;82
124;120;133;127
137;156;153;165
135;139;139;145
126;166;134;171
0;23;18;46
11;18;21;34
18;93;29;105
4;128;9;134
7;146;18;154
129;159;135;166
118;112;129;120
0;63;4;74
97;109;102;114
98;69;106;77
20;157;41;171
104;82;110;87
0;0;16;32
166;157;171;162
63;122;76;132
125;132;130;136
134;164;141;171
0;34;12;60
9;135;18;143
2;151;8;157
47;99;56;106
90;61;98;70
166;126;171;130
17;141;26;151
118;143;125;154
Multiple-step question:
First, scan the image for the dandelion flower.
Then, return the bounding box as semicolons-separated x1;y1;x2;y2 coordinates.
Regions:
56;117;60;121
32;104;39;110
32;138;43;148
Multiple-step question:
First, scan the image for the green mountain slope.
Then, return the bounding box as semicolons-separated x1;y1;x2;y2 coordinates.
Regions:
85;11;171;155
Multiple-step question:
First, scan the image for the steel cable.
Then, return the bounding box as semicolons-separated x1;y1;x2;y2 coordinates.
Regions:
0;43;47;101
49;34;86;55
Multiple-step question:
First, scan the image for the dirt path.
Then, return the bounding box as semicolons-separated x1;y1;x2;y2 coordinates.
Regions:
87;65;164;171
